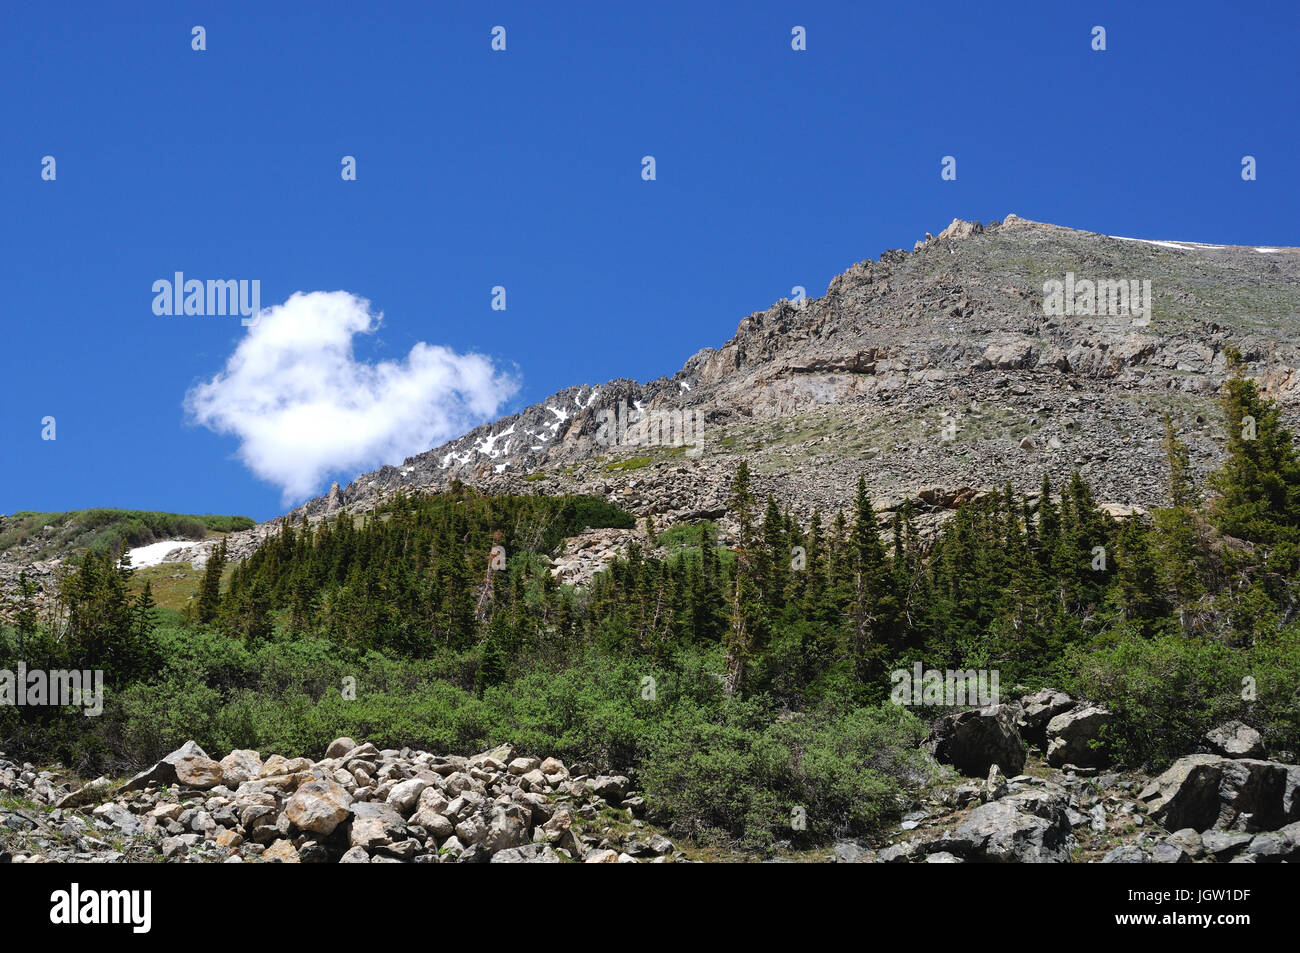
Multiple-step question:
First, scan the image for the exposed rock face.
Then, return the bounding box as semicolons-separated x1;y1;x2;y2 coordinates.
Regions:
926;704;1026;777
1017;689;1075;748
3;214;1285;601
1138;755;1290;832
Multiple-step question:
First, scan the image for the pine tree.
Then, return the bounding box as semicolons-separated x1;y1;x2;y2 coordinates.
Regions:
196;538;228;623
1154;413;1207;626
1209;348;1300;546
1110;519;1170;635
724;461;762;695
133;580;158;639
849;476;893;682
1162;413;1195;508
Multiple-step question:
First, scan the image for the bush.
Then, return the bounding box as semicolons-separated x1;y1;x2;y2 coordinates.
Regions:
1064;625;1300;768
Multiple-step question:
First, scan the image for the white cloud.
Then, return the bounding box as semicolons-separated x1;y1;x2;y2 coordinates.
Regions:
185;291;519;504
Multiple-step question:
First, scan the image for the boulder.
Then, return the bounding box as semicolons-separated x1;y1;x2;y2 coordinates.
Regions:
121;741;223;793
263;839;301;863
1285;765;1300;821
926;704;1026;777
589;776;631;802
469;743;515;768
1204;721;1267;759
491;843;562;863
284;778;353;835
55;777;112;809
1101;845;1149;863
986;764;1008;801
1139;755;1289;832
386;778;431;817
1045;705;1112;768
1200;830;1253;861
324;737;358;760
482;803;531;854
539;757;569;780
1016;689;1074;747
948;790;1072;863
348;801;407;850
218;750;264;787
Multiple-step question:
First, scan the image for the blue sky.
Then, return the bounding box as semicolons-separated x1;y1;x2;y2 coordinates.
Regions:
2;0;1297;521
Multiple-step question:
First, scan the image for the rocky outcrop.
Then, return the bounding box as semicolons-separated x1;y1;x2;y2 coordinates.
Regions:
1138;755;1291;833
7;217;1298;617
1017;689;1075;748
121;740;224;793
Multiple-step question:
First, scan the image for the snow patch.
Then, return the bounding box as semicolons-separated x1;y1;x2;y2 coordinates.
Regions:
1109;235;1285;254
127;540;197;568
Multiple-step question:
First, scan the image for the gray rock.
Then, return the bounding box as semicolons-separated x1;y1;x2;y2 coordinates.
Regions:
1149;842;1189;863
1203;721;1266;759
926;704;1026;777
950;792;1072;863
1200;830;1253;861
348;801;406;850
482;803;531;854
1017;689;1074;746
832;841;869;863
385;778;430;817
1101;845;1149;863
1165;828;1203;858
987;764;1008;801
491;843;562;863
1045;705;1112;768
589;775;631;801
1139;755;1289;832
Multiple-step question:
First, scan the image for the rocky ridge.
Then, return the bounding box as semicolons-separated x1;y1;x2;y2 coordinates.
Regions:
128;215;1300;575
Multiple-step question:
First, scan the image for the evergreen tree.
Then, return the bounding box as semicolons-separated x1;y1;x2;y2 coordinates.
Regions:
724;461;762;695
1209;348;1300;548
196;538;228;623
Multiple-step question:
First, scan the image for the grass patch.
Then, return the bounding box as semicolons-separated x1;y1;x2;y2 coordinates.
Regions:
603;456;653;472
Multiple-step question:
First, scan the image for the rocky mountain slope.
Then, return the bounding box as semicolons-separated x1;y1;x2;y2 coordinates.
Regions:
278;214;1300;550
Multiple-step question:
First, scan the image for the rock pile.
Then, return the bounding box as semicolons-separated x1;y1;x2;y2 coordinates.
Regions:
873;689;1300;863
0;740;680;864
